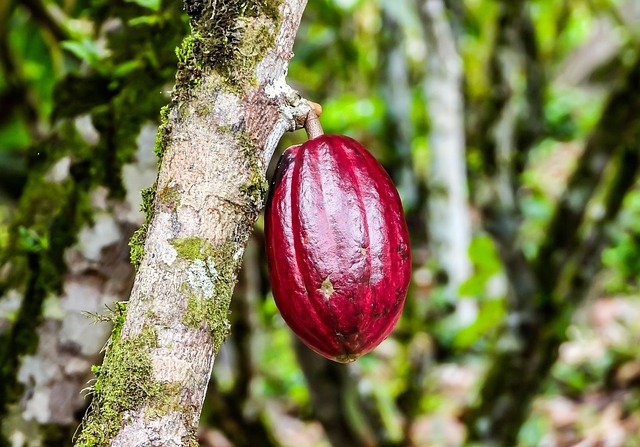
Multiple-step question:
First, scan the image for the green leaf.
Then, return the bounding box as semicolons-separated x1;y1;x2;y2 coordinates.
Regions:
18;226;49;253
125;0;160;12
452;298;505;349
61;39;102;66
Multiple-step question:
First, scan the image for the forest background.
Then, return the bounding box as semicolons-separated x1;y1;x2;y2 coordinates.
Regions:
1;0;640;446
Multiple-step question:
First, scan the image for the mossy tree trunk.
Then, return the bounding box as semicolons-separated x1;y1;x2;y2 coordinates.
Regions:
0;0;187;444
75;0;312;445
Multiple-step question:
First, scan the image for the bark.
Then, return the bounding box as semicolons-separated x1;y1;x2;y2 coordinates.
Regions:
416;0;472;301
0;1;189;443
201;236;276;446
75;1;311;445
464;54;640;446
379;0;418;209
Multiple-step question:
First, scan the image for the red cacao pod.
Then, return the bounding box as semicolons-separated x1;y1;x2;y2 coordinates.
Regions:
265;134;411;363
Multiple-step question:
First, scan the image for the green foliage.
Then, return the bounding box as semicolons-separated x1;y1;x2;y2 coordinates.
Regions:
602;188;640;293
258;295;309;406
2;0;640;445
459;235;502;297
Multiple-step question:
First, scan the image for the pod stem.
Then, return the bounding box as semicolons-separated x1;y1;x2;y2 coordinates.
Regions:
304;102;324;140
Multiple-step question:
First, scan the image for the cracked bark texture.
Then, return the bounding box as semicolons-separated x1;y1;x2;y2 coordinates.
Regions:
75;1;311;445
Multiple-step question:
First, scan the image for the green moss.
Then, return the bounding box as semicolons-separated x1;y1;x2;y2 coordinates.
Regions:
143;382;183;419
171;237;212;260
236;132;268;212
76;303;189;446
129;186;156;270
75;303;163;446
154;105;172;161
174;0;283;97
170;238;243;353
183;291;232;353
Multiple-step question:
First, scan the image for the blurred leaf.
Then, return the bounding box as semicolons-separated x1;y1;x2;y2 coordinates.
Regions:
126;0;160;12
452;299;505;350
61;39;102;66
518;413;549;447
18;225;49;253
458;235;502;297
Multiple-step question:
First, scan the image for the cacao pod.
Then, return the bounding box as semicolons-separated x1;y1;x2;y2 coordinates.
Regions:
265;134;411;363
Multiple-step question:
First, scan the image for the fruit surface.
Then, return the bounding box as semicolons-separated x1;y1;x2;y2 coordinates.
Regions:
265;135;411;363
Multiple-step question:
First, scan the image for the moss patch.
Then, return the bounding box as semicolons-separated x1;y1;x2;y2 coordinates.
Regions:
129;186;156;270
236;132;269;213
75;303;181;446
175;0;283;97
171;237;213;261
170;238;244;353
154;105;173;161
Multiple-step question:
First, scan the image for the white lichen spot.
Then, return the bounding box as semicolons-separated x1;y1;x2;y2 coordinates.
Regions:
319;276;335;300
44;157;71;183
264;76;294;102
233;247;244;263
156;235;178;266
74;114;100;146
186;258;217;299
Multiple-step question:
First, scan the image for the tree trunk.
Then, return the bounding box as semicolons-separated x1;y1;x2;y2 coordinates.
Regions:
74;1;312;445
416;0;472;302
0;0;187;443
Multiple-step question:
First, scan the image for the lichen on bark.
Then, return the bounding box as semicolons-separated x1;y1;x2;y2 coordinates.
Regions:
171;237;243;353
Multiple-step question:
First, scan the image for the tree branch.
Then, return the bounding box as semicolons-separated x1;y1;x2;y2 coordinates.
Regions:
75;1;311;445
416;0;472;295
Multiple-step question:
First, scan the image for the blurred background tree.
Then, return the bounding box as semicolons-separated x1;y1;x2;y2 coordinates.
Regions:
1;0;640;446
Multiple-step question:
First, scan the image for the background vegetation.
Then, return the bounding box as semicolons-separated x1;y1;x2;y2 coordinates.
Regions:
1;0;640;446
